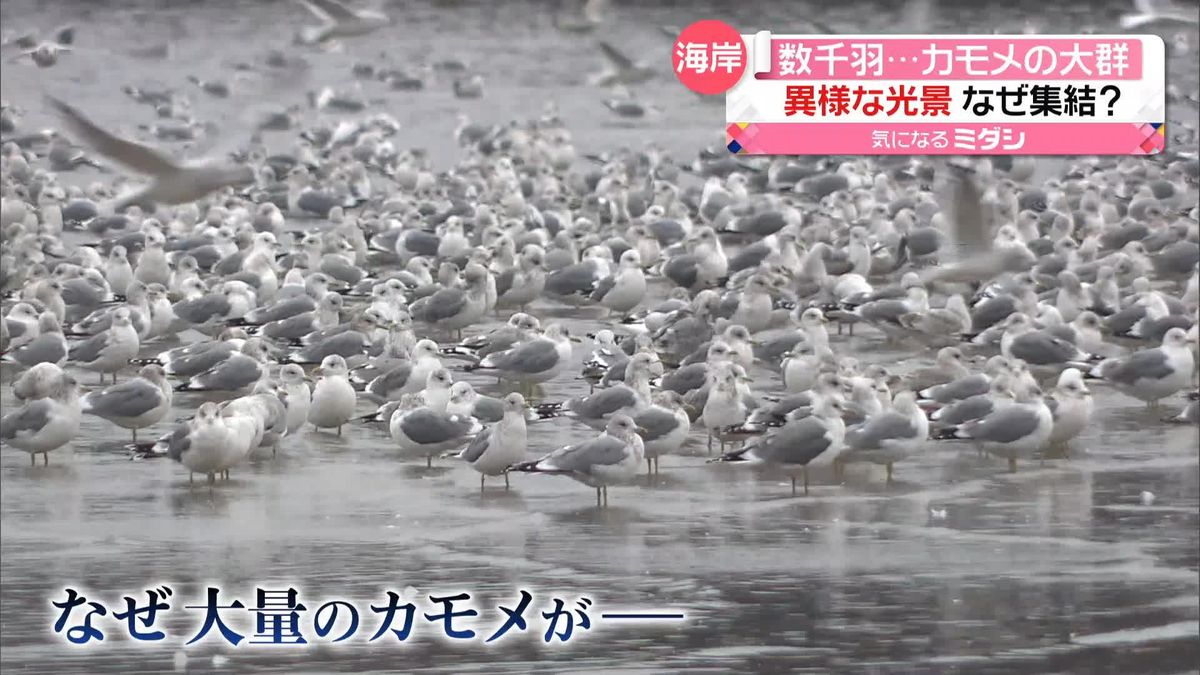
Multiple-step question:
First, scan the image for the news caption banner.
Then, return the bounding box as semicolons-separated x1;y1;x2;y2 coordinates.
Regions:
671;20;1166;155
48;586;686;646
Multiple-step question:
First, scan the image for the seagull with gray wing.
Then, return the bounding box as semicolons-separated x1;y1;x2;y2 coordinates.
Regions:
1090;327;1195;407
457;393;529;490
81;364;173;445
296;0;390;44
710;394;847;496
590;40;655;87
840;390;929;482
509;414;646;507
46;96;254;212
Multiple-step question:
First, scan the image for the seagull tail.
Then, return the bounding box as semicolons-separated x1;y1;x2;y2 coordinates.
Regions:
930;425;960;440
1067;354;1104;371
439;346;480;362
951;424;975;440
535;402;564;419
1162;410;1192;424
707;446;752;463
508;459;549;473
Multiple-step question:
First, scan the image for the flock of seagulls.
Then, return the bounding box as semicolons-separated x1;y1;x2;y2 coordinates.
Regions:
1;0;1198;508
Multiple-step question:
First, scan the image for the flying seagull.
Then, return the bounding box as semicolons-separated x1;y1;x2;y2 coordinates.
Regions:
45;96;254;212
296;0;390;44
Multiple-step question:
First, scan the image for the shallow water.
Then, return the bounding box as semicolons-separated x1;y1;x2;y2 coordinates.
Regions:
2;0;1199;672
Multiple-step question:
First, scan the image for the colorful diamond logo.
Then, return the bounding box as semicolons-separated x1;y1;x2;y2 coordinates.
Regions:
727;140;743;153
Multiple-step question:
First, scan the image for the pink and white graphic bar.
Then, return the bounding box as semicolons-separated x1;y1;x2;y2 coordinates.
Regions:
726;122;1165;155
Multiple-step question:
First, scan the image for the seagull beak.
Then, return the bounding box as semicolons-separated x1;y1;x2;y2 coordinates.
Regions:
568;336;583;343
636;426;649;435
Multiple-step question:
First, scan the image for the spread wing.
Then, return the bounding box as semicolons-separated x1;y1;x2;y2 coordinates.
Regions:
303;0;358;21
598;41;634;70
46;96;179;176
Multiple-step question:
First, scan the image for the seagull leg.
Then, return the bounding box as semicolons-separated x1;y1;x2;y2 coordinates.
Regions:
707;430;712;454
481;474;485;492
426;455;433;468
646;457;652;476
189;472;194;484
596;487;602;508
30;453;35;467
603;486;608;507
42;452;49;466
504;472;510;490
1008;457;1018;473
207;472;216;485
223;469;230;480
791;476;797;496
337;425;342;436
886;462;894;483
803;468;809;495
132;428;138;444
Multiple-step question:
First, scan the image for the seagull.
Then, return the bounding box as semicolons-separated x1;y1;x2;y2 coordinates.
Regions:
1090;327;1195;407
68;307;140;384
80;364;173;445
590;249;647;315
12;363;70;402
176;338;271;393
13;41;71;68
1119;0;1199;29
1046;368;1094;450
633;391;691;474
364;339;443;402
1;371;81;466
457;393;529;490
296;0;390;44
45;97;254;212
277;363;312;436
473;324;576;394
1164;395;1199;425
308;354;357;435
952;385;1053;472
554;0;608;34
2;311;67;368
840;390;930;482
590;41;655;87
710;394;847;496
409;263;490;340
445;382;507;424
509;413;646;508
539;351;656;429
162;402;239;485
389;393;482;467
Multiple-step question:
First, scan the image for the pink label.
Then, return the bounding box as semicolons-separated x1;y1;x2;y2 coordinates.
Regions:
726;122;1164;155
758;38;1142;80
